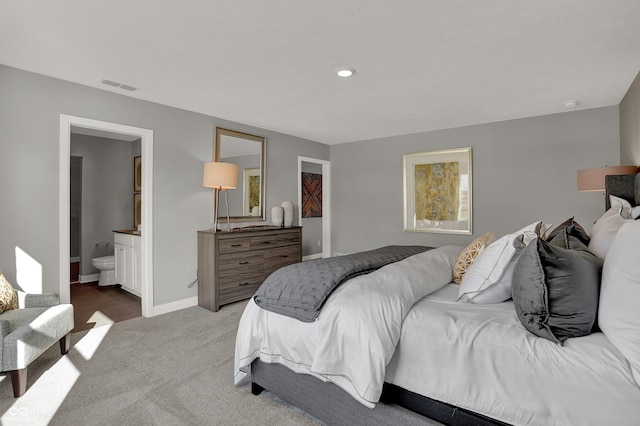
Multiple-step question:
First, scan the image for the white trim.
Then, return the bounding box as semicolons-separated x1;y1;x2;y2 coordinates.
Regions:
78;273;100;283
60;115;155;317
298;156;331;258
152;296;198;316
302;253;323;262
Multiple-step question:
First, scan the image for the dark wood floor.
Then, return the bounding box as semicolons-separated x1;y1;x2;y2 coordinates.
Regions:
70;282;141;332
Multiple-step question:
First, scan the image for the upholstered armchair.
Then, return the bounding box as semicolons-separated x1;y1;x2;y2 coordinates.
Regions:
1;291;74;397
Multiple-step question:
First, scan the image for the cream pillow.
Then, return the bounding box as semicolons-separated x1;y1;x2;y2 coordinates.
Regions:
598;220;640;384
452;232;495;284
610;194;640;219
458;221;540;303
588;205;631;259
0;272;19;314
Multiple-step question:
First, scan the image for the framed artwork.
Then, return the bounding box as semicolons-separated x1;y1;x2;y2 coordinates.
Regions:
403;147;472;234
134;193;142;229
243;167;261;216
301;172;322;218
133;156;142;192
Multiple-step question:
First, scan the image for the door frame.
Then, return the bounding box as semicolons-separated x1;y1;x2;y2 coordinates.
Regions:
59;115;155;317
297;156;331;259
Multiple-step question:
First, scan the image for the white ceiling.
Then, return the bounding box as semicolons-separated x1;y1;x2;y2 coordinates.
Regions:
2;1;640;145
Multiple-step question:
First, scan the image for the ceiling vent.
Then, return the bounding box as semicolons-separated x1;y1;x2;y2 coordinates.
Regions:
101;79;138;91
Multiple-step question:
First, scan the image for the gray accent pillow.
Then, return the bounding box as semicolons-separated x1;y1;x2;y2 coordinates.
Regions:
544;217;590;246
512;236;602;345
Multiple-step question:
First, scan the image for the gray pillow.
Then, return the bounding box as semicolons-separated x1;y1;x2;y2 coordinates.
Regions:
512;236;602;345
544;217;590;246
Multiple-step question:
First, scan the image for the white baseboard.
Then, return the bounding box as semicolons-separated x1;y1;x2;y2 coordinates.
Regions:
302;253;323;261
78;273;100;283
152;296;198;316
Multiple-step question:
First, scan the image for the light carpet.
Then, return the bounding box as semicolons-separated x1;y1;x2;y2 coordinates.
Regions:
0;300;441;425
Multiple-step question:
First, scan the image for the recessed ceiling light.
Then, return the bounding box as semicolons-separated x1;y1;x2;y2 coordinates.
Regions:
336;68;355;78
564;100;578;108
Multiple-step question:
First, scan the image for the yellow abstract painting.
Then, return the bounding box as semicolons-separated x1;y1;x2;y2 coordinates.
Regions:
414;162;460;221
249;176;260;210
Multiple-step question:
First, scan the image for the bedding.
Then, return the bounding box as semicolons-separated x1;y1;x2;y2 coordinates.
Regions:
235;245;462;406
386;284;640;426
253;245;431;322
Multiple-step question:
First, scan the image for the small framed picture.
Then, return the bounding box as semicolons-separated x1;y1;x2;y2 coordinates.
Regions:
134;193;142;229
133;156;142;192
403;147;472;234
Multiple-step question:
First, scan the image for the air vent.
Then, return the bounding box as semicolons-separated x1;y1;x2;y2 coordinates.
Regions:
101;79;138;91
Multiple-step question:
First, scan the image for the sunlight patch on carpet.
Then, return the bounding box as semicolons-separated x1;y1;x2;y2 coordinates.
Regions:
74;322;112;360
1;357;80;426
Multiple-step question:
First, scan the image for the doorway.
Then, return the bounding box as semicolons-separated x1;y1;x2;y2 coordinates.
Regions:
298;156;331;259
59;115;155;317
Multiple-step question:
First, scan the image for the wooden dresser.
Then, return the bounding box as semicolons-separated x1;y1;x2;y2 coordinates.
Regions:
197;226;302;312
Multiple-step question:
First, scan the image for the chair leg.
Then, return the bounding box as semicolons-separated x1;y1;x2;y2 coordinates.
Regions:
59;333;70;355
10;368;27;397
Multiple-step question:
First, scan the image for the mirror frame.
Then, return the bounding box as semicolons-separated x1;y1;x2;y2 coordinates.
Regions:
214;127;267;222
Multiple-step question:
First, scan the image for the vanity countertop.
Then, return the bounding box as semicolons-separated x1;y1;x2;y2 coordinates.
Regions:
114;229;141;236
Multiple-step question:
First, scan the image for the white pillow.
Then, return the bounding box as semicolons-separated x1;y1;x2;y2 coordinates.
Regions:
609;194;640;220
598;220;640;385
588;205;631;259
458;222;540;303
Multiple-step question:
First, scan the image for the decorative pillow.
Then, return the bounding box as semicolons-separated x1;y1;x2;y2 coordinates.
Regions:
588;205;632;259
610;194;640;219
545;217;590;246
458;221;540;303
452;232;495;284
512;236;602;345
598;220;640;384
0;272;19;314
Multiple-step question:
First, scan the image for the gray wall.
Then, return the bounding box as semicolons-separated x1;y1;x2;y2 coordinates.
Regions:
70;134;135;276
0;64;328;307
330;107;620;255
620;70;640;165
301;162;323;257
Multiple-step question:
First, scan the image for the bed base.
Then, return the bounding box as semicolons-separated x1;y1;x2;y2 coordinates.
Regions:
251;360;506;426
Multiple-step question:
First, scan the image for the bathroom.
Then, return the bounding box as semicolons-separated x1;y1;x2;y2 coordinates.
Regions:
70;129;142;329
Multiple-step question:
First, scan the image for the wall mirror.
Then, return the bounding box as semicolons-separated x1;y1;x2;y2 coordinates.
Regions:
214;127;266;222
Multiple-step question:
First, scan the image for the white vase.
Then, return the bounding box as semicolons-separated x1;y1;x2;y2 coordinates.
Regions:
281;201;294;227
271;206;284;227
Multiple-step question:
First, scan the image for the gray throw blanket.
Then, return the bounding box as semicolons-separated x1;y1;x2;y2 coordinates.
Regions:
253;245;431;322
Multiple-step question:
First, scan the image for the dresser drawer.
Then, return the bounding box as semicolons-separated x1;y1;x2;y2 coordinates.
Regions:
277;232;300;246
220;272;264;295
264;245;301;277
218;252;263;277
219;271;264;302
219;237;251;254
251;235;278;249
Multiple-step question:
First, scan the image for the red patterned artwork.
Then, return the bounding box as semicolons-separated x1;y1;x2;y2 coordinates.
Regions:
302;172;322;218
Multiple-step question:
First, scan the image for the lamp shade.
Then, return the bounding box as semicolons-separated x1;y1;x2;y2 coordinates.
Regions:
577;165;638;192
203;162;238;189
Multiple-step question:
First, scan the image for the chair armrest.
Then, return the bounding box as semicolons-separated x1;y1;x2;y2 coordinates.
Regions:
17;291;60;308
0;318;9;340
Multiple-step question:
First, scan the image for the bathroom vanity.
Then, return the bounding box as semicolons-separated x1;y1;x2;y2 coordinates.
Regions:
113;230;141;296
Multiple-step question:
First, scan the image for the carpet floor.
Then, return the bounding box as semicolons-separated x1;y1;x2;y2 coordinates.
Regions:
0;300;441;426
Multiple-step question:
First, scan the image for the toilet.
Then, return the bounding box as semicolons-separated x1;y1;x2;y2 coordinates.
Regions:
91;255;118;286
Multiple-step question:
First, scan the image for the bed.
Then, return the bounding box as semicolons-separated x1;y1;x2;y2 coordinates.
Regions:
234;173;640;426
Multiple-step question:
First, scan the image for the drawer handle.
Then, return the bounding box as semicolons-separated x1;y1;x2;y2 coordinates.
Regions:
231;244;242;247
239;282;250;286
239;261;249;265
260;241;272;245
279;255;289;258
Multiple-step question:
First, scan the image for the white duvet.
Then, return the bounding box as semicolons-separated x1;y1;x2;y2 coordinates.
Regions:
233;245;462;407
